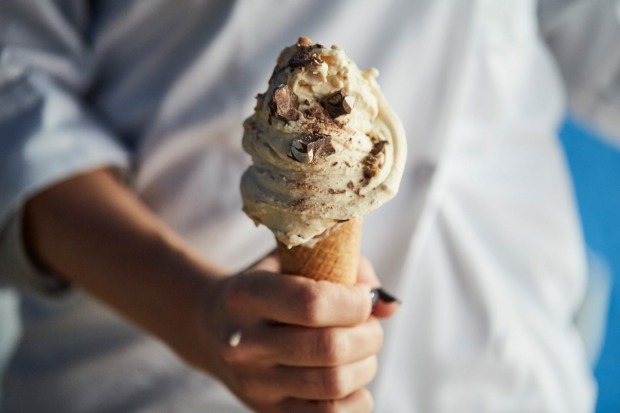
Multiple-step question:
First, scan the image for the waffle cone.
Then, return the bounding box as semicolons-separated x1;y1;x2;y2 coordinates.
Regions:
276;218;362;285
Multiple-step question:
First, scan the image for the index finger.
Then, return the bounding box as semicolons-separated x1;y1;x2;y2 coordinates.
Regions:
227;271;372;327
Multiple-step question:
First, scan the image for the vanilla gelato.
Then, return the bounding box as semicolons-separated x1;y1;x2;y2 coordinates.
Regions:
241;38;406;248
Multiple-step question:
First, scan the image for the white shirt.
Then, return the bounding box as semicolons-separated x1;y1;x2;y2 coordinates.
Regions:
1;0;618;412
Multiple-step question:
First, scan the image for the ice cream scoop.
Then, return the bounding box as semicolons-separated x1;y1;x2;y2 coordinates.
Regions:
241;37;406;283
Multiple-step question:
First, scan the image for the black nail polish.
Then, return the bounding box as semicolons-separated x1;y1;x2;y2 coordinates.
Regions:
371;288;401;308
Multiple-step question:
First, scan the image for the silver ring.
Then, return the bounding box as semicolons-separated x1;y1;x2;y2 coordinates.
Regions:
228;330;242;348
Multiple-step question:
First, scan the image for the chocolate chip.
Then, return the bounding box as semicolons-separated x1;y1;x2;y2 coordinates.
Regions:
305;134;335;158
270;85;299;121
320;90;354;118
288;134;336;164
293;181;316;191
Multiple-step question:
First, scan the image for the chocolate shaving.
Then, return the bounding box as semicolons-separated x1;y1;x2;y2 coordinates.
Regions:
303;107;319;118
289;45;323;69
288;133;336;164
347;181;354;189
363;155;380;179
293;181;316;191
298;102;342;135
291;198;309;211
270;85;299;121
328;188;346;195
320;90;354;118
370;140;387;155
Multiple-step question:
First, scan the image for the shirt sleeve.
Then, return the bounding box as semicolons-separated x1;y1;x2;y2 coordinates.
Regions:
0;1;130;295
539;0;620;145
0;209;70;295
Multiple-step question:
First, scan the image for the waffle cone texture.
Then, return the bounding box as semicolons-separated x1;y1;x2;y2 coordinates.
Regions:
276;218;362;285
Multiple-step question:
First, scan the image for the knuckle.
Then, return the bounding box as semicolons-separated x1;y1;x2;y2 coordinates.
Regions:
315;329;347;365
320;367;349;399
298;284;325;325
225;278;250;314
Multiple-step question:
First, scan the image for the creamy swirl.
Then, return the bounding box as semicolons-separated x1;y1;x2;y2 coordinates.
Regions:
240;38;406;247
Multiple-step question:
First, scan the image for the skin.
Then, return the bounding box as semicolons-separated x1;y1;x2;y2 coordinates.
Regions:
22;167;399;413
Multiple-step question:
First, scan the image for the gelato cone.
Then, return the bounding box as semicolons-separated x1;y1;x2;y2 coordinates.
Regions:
241;37;406;284
277;217;362;285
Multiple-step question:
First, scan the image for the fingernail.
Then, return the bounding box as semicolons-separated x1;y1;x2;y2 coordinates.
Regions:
228;330;242;348
371;288;401;308
370;289;380;308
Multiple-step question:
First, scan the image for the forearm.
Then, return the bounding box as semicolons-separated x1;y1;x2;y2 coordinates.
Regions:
22;168;227;351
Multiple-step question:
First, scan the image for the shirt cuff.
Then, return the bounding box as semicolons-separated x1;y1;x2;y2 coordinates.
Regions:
0;208;69;296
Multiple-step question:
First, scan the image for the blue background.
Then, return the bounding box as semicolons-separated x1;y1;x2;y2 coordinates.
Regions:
560;117;620;412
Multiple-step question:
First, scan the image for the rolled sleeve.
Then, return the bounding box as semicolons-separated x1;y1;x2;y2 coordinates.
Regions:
0;209;70;296
0;68;129;226
0;1;130;294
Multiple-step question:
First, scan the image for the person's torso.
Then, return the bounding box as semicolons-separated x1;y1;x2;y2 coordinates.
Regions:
5;1;594;412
